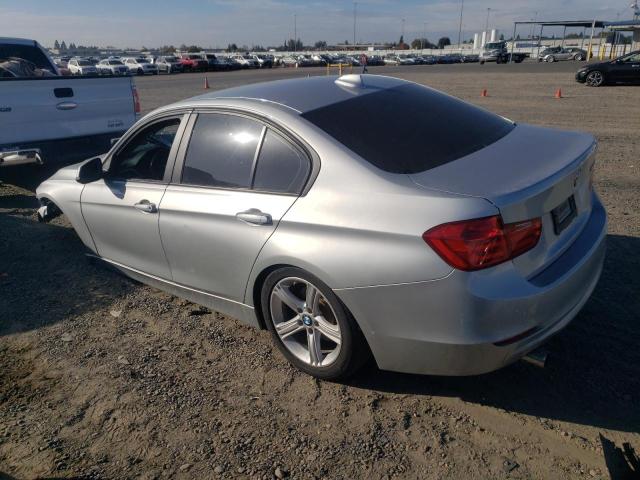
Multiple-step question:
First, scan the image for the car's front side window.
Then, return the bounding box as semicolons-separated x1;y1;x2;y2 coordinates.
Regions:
181;113;262;189
108;118;181;182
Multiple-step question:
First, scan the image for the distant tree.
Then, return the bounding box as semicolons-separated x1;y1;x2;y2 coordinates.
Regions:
515;34;521;40
54;40;60;49
499;33;505;41
187;45;202;52
437;37;451;49
179;44;188;51
252;45;266;52
399;35;404;45
60;41;67;50
411;38;435;49
285;38;303;51
160;45;176;54
227;43;238;52
314;40;328;49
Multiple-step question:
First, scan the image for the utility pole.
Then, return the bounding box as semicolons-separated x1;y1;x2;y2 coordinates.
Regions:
422;22;427;50
485;8;491;33
457;0;464;49
293;13;297;52
401;18;405;41
353;2;357;47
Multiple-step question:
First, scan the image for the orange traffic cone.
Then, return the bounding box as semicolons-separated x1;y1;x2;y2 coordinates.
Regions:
204;77;210;89
481;88;488;97
554;88;562;99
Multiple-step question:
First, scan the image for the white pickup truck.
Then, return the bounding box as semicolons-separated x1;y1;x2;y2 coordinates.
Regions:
0;37;139;167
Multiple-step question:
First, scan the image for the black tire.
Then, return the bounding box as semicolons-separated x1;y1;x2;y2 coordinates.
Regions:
137;68;144;76
575;54;584;61
261;267;369;380
585;70;605;87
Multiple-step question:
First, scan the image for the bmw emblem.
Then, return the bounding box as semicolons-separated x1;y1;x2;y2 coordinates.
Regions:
302;315;313;326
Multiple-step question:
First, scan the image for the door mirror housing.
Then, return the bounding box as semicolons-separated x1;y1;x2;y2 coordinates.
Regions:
76;157;104;184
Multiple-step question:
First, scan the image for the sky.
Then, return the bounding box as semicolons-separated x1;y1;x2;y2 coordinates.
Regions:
0;0;635;49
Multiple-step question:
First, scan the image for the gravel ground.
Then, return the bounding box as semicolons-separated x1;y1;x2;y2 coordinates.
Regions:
1;63;639;479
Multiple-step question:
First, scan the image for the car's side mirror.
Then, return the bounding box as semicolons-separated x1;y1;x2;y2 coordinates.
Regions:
76;157;104;184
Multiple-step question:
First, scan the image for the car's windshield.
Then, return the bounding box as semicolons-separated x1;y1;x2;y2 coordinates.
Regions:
109;60;123;65
302;83;515;174
77;60;92;66
484;42;503;49
137;59;149;64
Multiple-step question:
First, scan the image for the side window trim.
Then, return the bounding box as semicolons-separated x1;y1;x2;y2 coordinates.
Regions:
249;126;267;189
171;109;318;196
105;111;191;184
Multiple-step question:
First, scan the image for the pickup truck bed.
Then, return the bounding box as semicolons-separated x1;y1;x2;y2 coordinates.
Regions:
0;76;138;167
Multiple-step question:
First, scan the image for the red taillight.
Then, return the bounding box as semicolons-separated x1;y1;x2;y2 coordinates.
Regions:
423;215;542;271
132;84;141;114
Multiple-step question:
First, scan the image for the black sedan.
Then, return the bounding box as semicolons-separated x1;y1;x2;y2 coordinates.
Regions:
576;51;640;87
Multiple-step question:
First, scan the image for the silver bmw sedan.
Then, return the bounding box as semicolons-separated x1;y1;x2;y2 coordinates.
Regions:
36;74;607;379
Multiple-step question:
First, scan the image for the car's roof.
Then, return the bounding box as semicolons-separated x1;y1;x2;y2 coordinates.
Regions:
181;74;407;114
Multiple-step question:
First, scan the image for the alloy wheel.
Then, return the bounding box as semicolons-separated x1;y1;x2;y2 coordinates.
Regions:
269;277;342;367
586;71;604;87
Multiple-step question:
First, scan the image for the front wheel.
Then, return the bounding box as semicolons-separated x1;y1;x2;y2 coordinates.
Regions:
575;54;584;61
585;70;605;87
547;56;556;63
261;267;369;380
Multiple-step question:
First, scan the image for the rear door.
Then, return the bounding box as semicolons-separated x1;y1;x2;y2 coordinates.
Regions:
81;114;189;279
159;111;312;302
0;76;136;146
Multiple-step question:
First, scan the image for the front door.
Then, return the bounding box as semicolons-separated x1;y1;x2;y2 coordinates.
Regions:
159;112;312;302
81;115;186;279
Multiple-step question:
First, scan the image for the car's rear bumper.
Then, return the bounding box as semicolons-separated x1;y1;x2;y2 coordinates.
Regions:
336;196;607;376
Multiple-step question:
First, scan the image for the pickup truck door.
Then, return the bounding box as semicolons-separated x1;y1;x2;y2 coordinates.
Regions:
81;114;188;279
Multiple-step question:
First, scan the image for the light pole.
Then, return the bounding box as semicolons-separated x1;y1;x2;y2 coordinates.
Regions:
422;22;427;50
353;2;357;47
485;8;491;33
293;13;297;52
457;0;464;49
401;18;405;43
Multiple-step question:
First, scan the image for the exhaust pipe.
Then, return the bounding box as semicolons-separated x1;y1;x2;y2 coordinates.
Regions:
523;348;548;368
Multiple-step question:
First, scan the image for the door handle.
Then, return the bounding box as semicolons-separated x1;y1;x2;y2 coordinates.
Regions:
134;200;157;213
236;208;272;226
56;101;78;110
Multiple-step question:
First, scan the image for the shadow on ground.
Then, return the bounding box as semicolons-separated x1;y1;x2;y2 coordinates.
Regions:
1;194;638;437
0;213;130;337
349;234;640;435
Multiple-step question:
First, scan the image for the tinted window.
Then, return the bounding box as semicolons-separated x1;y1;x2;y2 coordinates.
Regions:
253;129;309;194
110;118;180;181
0;44;54;71
182;114;262;189
302;83;515;174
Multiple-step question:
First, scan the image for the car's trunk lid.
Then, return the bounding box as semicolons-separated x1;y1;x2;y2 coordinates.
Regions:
409;124;597;277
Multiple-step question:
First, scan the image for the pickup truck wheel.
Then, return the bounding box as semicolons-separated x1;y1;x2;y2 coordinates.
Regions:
137;68;144;75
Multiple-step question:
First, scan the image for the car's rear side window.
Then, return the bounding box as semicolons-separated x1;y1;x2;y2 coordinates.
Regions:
252;129;309;194
301;83;515;174
182;113;262;189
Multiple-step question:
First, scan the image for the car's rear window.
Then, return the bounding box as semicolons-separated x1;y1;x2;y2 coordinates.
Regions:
301;83;515;174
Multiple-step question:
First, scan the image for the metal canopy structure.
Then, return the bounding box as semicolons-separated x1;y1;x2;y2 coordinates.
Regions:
509;19;607;61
